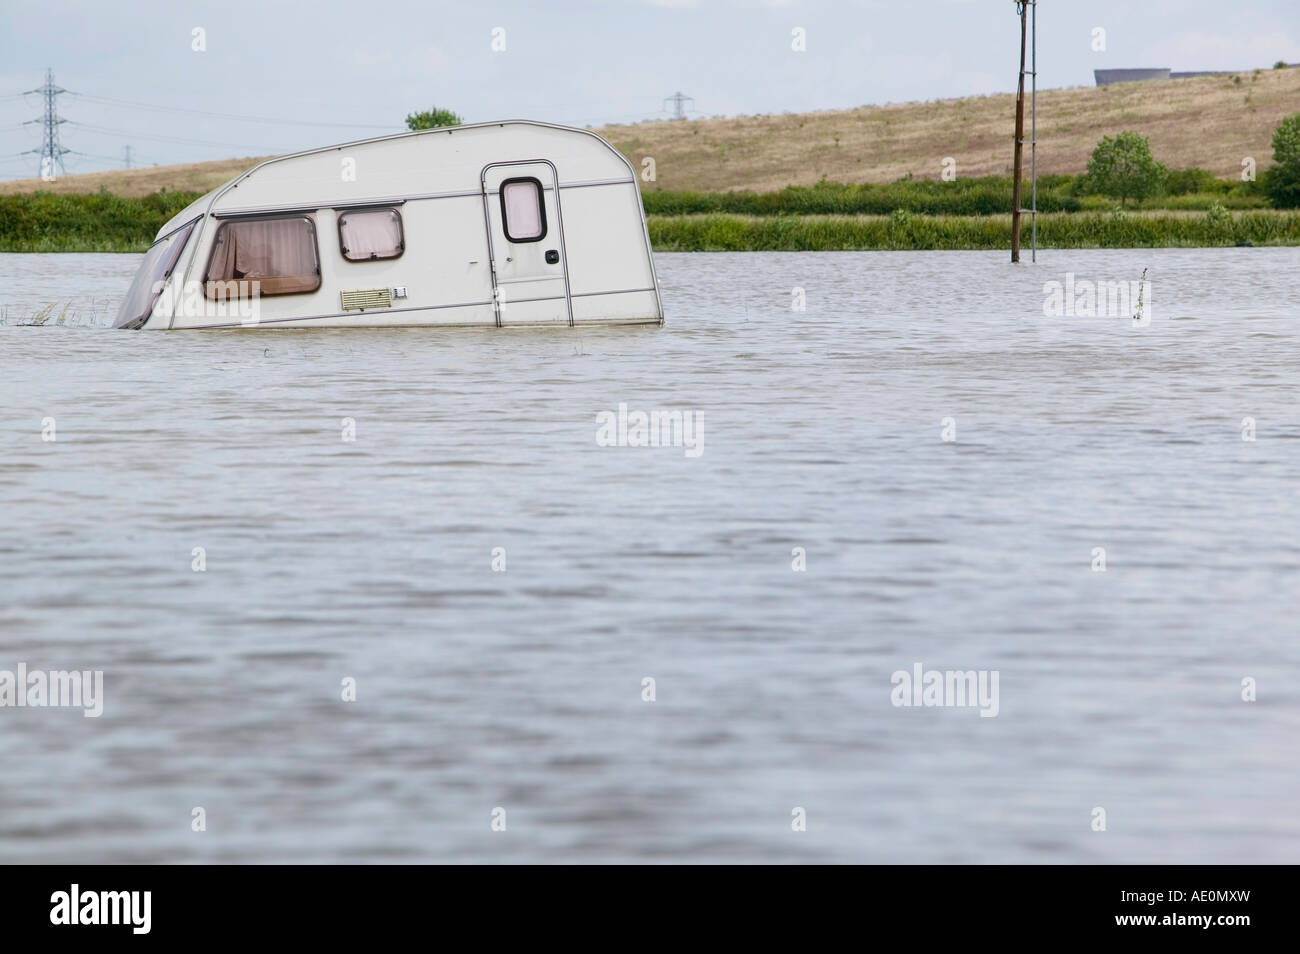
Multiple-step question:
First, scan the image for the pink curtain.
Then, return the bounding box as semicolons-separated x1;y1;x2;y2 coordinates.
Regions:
206;217;318;296
233;218;316;278
340;209;402;260
207;226;237;281
503;181;543;239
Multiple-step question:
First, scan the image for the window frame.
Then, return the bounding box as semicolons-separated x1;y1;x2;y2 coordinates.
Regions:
202;212;322;299
498;176;548;243
336;206;405;262
114;216;200;329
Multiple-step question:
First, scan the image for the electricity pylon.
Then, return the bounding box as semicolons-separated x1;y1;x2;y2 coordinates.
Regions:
663;91;694;120
24;68;70;180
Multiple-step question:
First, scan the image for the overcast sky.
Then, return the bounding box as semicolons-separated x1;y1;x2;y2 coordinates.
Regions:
2;0;1298;180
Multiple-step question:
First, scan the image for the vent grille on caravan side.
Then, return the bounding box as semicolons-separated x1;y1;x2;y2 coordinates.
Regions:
341;288;393;312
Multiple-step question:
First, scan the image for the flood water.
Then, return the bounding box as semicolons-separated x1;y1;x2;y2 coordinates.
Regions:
1;248;1298;864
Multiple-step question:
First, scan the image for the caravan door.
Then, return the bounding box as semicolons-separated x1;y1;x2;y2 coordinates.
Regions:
481;161;573;326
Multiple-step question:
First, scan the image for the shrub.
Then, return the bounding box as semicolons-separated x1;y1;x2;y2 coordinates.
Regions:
1203;201;1233;240
1264;163;1300;209
0;190;202;252
641;177;1082;217
1164;168;1227;196
405;107;463;130
1266;113;1300;208
1081;131;1168;207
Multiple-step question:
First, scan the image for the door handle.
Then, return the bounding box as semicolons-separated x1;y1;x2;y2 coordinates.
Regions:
545;249;560;265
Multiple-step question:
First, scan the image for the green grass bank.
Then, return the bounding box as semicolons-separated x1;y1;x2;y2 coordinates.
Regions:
0;190;202;252
649;209;1300;251
2;184;1297;253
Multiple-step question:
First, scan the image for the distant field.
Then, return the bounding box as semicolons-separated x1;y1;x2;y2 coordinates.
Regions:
607;68;1300;192
0;157;271;199
2;69;1297;197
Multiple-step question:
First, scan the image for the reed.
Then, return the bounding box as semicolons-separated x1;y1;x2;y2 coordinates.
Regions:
642;172;1266;217
647;210;1300;251
642;177;1083;216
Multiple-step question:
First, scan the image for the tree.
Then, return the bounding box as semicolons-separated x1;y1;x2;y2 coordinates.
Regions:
405;107;463;131
1271;113;1300;167
1082;131;1167;207
1266;112;1300;208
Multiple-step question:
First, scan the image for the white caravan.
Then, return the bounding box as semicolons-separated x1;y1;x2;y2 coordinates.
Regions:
114;121;663;330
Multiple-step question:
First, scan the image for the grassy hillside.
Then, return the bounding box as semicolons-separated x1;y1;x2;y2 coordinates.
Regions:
0;157;272;199
2;69;1297;197
608;68;1300;192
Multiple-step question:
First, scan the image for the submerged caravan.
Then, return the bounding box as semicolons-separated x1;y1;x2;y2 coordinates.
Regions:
114;121;663;330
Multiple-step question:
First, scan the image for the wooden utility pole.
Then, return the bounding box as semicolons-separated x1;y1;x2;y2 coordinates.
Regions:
1011;2;1028;262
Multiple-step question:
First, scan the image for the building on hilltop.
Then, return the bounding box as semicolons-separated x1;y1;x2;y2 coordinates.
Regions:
1095;66;1294;86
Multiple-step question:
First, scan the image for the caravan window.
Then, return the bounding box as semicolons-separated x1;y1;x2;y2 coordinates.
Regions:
338;207;404;261
204;214;321;298
114;218;197;329
500;177;546;242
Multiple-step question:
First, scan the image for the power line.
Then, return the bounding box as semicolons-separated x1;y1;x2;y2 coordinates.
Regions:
67;148;135;164
3;77;402;177
65;120;288;151
68;92;399;130
5;77;483;178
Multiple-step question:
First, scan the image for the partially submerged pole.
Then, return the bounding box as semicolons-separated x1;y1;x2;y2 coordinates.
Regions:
1030;0;1037;262
1011;1;1028;263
